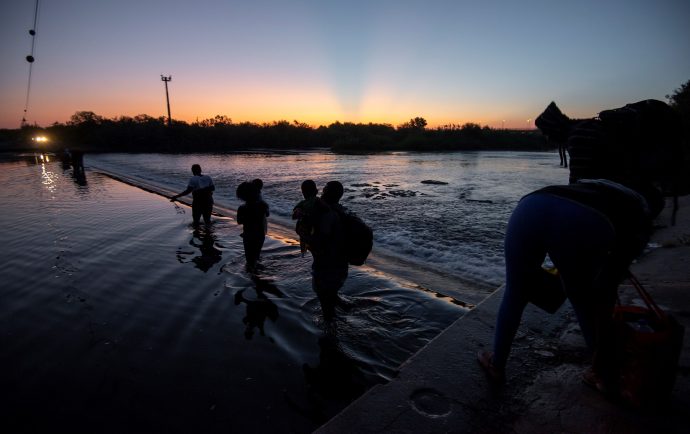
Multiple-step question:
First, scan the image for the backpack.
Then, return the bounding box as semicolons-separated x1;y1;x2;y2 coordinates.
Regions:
335;208;373;266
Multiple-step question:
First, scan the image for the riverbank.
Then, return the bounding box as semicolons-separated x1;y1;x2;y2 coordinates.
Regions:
318;196;690;433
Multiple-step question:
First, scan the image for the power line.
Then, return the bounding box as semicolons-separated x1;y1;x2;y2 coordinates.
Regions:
22;0;41;126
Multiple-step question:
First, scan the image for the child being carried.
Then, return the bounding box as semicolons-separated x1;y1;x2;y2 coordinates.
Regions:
292;180;319;256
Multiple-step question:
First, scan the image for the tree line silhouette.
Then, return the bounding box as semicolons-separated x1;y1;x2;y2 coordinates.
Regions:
3;78;688;155
1;112;549;153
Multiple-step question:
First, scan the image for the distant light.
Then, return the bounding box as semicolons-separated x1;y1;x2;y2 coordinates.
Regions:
33;136;48;143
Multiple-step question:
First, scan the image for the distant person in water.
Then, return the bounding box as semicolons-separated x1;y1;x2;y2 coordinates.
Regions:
170;164;215;225
236;181;270;273
300;181;348;320
71;150;85;176
292;179;319;256
60;147;72;169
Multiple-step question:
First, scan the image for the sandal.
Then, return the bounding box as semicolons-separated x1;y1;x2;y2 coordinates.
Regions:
477;350;505;384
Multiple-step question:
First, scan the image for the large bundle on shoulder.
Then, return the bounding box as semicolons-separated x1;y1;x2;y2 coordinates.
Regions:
564;99;686;222
569;100;684;187
567;100;680;179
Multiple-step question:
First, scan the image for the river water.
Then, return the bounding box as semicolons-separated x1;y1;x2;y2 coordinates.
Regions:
88;151;566;292
0;150;565;433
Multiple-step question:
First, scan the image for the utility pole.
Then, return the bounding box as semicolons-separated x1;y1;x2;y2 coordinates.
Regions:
161;75;172;126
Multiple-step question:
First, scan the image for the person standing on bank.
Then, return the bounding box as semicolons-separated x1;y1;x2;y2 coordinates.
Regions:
171;164;215;226
301;181;349;320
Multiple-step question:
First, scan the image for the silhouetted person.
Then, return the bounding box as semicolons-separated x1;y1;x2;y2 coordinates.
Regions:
60;147;72;170
292;180;319;256
536;102;572;168
479;100;676;393
478;180;658;389
236;181;269;273
170;164;215;226
71;150;85;176
301;181;348;320
559;144;568;168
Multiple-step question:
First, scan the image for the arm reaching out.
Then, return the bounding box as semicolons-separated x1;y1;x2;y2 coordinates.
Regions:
171;187;193;201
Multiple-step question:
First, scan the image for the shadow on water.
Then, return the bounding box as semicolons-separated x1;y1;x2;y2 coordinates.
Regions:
296;332;375;424
303;333;369;399
250;272;286;298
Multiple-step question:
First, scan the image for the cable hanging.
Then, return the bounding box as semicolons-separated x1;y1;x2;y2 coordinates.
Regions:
22;0;41;126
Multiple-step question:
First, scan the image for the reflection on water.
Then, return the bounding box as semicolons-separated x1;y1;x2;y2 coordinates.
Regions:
235;287;279;340
40;160;58;193
72;169;88;187
23;152;90;190
177;227;223;273
0;159;466;433
234;274;288;340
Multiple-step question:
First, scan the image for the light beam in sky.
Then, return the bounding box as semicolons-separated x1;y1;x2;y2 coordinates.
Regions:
0;0;688;129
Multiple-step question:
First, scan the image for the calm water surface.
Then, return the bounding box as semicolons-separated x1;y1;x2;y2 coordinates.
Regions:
0;154;475;433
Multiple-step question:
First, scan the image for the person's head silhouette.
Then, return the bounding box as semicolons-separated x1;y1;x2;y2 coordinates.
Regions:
301;180;318;199
322;181;343;205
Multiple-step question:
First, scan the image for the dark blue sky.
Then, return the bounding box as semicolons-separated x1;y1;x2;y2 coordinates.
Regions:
1;0;688;128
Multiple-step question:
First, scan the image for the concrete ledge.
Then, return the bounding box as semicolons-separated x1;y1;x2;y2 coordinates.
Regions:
316;284;580;433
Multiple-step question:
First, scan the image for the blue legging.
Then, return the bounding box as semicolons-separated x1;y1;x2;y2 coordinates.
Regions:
493;192;618;369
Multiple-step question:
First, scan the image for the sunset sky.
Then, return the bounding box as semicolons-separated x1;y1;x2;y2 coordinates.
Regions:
1;0;688;129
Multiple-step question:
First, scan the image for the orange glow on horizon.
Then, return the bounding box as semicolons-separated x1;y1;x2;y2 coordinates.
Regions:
8;107;540;130
4;78;542;130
